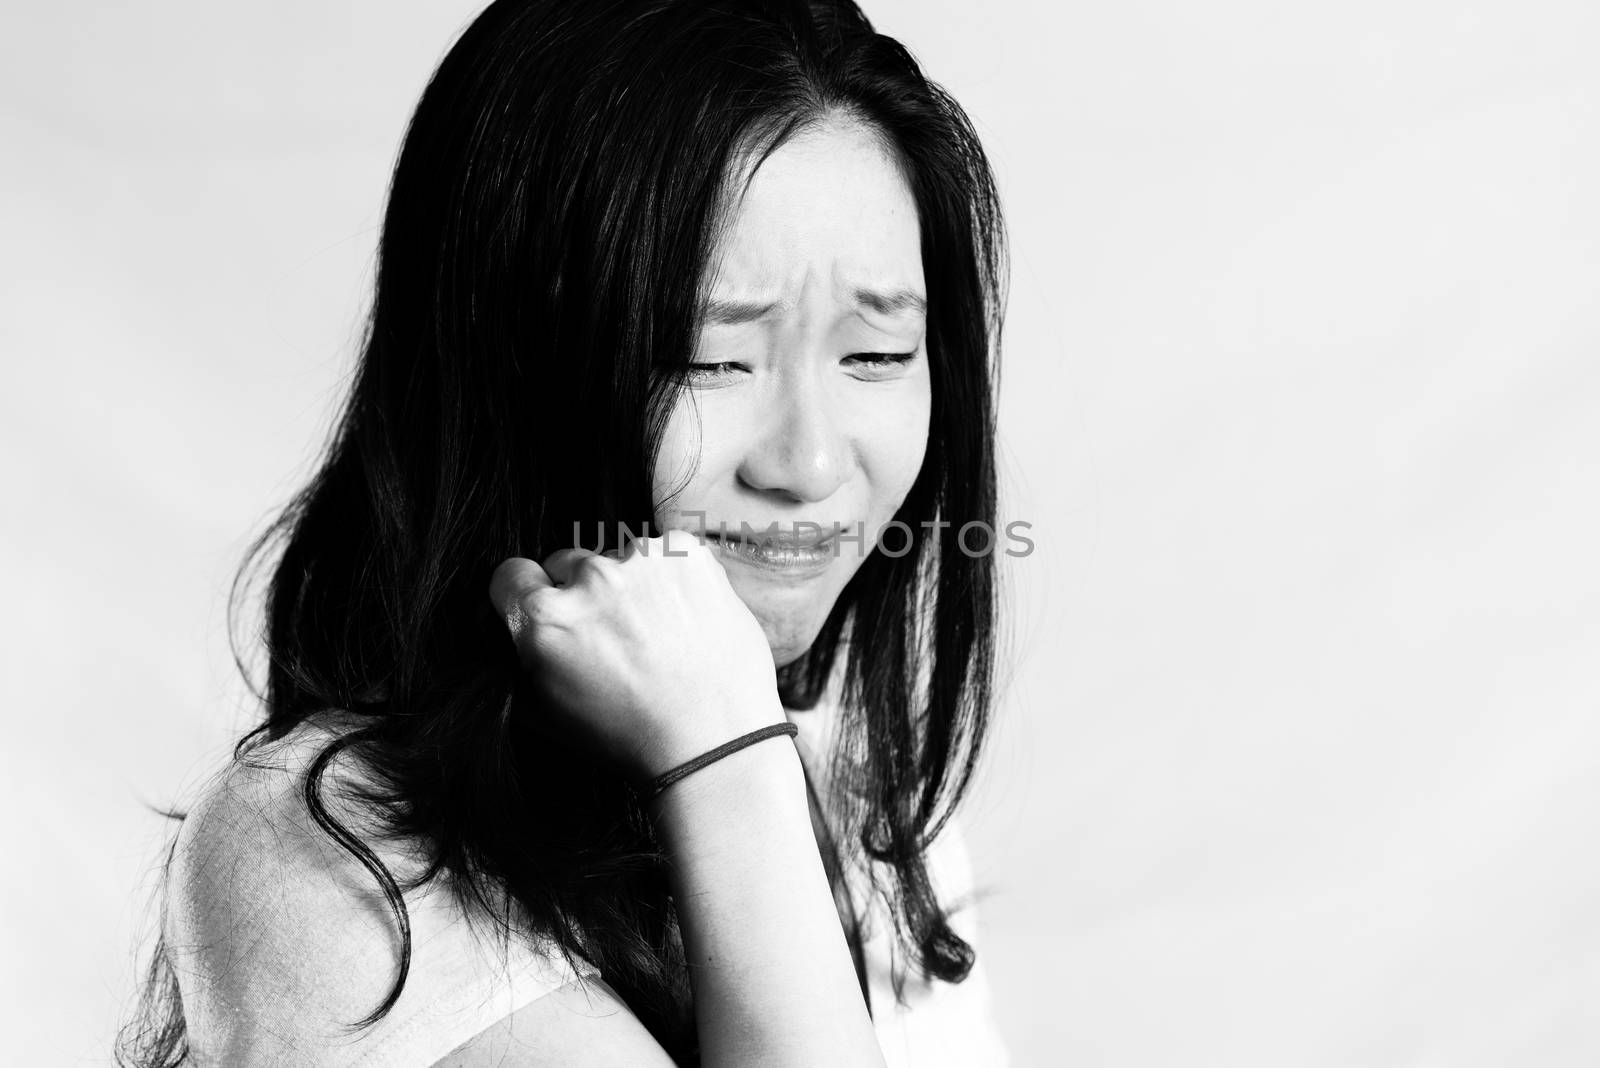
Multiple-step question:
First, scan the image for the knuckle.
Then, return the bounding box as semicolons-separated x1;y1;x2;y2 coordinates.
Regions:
661;529;708;556
578;554;622;585
524;585;560;618
509;588;566;639
541;549;579;573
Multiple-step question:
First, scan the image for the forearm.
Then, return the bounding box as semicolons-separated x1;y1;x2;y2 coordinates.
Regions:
651;724;884;1068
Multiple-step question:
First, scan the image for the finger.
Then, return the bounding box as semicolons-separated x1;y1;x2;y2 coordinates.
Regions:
542;546;601;586
659;526;711;558
608;522;654;561
606;527;712;566
488;557;554;637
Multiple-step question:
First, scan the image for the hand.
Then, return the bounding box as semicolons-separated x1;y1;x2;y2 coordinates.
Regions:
489;529;785;779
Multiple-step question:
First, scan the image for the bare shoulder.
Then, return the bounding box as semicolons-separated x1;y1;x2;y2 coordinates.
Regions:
433;975;677;1067
164;719;618;1062
170;717;403;920
163;719;421;1039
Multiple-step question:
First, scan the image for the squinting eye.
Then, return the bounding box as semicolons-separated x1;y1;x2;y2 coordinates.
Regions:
844;351;918;374
682;361;749;382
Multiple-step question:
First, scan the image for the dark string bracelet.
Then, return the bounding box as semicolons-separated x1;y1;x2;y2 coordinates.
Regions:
646;722;799;801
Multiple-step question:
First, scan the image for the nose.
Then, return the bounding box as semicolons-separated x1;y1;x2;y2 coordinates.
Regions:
736;370;853;503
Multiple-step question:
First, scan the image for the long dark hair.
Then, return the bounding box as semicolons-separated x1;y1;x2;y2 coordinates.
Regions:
119;0;1004;1063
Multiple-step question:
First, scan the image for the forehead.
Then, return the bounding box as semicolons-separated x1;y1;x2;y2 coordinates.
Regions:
705;118;924;308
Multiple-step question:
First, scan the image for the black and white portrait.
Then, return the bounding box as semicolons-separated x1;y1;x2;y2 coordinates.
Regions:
4;1;1596;1065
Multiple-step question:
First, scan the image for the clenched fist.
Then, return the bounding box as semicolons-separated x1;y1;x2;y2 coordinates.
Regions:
489;528;787;780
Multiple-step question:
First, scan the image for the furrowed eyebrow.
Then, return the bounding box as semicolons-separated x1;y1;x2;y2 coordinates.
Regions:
701;297;785;326
699;288;926;326
853;288;927;317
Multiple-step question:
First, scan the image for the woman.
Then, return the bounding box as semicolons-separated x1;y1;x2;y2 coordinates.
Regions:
120;0;1008;1064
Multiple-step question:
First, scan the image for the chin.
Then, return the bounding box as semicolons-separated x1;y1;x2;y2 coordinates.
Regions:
758;615;824;669
727;571;846;668
742;593;834;668
770;645;810;670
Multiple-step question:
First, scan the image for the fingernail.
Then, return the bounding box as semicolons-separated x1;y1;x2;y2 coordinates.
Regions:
503;600;530;638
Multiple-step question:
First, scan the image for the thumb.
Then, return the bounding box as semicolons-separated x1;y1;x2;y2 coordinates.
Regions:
488;556;554;640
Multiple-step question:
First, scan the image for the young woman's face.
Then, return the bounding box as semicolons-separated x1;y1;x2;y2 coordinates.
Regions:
652;117;931;668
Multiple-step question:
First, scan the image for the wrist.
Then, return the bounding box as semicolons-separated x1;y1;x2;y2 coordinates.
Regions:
632;696;789;781
645;721;799;800
646;731;808;837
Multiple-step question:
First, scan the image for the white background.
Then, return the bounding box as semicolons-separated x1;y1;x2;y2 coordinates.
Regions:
3;1;1598;1064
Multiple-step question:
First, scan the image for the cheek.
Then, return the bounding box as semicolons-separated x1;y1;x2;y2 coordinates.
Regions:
863;381;932;513
650;398;705;519
651;391;752;521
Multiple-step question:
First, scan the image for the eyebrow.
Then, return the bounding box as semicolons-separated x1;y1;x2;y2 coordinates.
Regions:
701;288;927;326
853;287;927;317
702;297;787;326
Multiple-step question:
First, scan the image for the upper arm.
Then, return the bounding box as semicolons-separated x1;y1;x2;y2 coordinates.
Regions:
167;757;414;1055
433;976;678;1067
167;744;609;1066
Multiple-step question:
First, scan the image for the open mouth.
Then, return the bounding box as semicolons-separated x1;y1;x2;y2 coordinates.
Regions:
702;525;840;573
